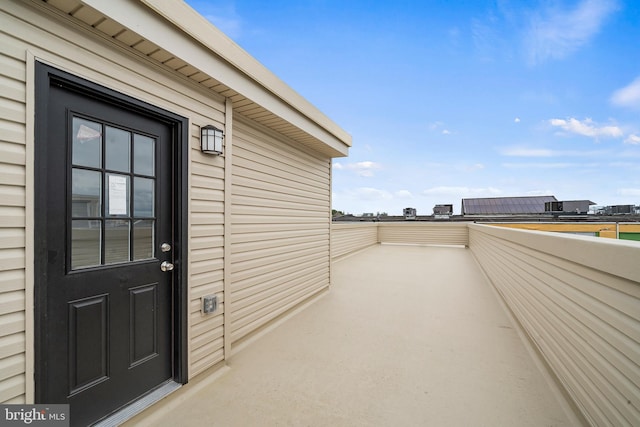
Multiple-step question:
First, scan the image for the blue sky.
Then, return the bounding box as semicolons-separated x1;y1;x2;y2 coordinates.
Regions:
186;0;640;215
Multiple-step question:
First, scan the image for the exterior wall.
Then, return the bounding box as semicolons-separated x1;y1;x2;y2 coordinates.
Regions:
469;224;640;426
378;222;468;246
490;222;640;240
0;0;227;400
330;223;378;260
229;117;331;346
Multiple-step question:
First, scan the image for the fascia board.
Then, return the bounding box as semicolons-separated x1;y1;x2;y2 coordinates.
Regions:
81;0;352;155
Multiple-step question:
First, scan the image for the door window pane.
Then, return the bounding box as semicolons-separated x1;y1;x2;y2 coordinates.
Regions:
133;220;154;260
106;174;129;216
134;177;154;217
105;220;130;264
72;220;101;269
72;169;101;217
106;126;131;172
134;134;154;176
72;117;102;168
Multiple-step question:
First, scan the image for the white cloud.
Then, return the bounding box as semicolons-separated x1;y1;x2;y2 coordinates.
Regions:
625;134;640;145
611;76;640;109
395;190;413;198
462;163;485;172
525;0;618;65
422;186;502;197
442;129;451;135
617;188;640;197
548;117;623;139
501;147;554;157
500;146;609;157
333;161;381;177
502;162;581;169
514;117;521;123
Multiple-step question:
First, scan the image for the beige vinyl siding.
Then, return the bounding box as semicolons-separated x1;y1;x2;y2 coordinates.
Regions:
331;223;378;260
230;117;331;345
188;124;226;377
378;222;469;246
0;0;228;398
0;15;28;403
469;224;640;426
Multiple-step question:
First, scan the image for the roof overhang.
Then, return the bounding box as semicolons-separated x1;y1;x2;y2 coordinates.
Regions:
43;0;351;157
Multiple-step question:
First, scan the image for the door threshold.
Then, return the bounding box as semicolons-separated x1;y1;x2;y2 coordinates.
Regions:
93;380;181;427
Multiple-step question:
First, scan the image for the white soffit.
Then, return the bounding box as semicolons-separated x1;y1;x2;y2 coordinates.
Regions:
43;0;351;157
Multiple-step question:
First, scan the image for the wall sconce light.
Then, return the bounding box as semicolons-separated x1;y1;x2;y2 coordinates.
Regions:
201;125;224;155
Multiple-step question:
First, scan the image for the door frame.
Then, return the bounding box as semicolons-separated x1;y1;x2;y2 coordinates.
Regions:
33;62;189;403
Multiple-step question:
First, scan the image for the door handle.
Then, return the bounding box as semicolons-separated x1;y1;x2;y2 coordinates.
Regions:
160;261;174;272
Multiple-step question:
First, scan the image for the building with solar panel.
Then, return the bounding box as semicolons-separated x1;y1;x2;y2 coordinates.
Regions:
461;196;557;215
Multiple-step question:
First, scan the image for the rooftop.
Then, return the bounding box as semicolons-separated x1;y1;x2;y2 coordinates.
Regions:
125;244;581;426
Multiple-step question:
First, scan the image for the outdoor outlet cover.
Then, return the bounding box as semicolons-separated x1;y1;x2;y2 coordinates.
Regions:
202;295;217;314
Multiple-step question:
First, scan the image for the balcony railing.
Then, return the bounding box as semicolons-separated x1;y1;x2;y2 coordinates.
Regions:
332;222;640;426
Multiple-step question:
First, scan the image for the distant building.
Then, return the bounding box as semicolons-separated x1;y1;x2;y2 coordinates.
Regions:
433;204;453;215
403;207;417;220
462;196;557;215
545;200;595;214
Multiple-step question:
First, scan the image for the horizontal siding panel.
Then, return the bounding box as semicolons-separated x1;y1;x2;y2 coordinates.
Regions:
230;280;327;343
0;249;25;272
230;248;327;283
231;256;327;295
0;229;24;250
190;235;224;250
232;265;327;308
0;270;24;294
233;172;327;201
191;224;224;237
469;224;640;426
234;123;329;177
378;223;468;246
0;312;24;338
0;97;25;123
0;291;23;316
0;164;24;186
190;340;224;377
0;76;25;105
0;207;24;228
0;354;23;382
0;141;25;166
0;333;24;360
233;150;326;192
0;120;25;145
190;247;224;263
331;223;378;259
231;119;330;344
0;185;24;207
0;55;25;82
0;374;24;403
232;233;327;255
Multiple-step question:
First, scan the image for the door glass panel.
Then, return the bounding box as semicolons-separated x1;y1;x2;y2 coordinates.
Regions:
106;174;129;216
72;117;102;168
71;220;101;269
105;220;130;264
133;220;154;260
105;126;131;173
134;177;154;217
134;134;154;176
72;169;101;217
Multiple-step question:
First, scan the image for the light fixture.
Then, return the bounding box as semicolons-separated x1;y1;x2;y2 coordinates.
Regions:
200;125;224;155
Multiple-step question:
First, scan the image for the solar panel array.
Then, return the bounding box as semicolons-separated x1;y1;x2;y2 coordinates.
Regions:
462;196;557;215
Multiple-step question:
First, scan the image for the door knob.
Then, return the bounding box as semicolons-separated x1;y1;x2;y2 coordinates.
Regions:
161;243;171;252
160;261;174;272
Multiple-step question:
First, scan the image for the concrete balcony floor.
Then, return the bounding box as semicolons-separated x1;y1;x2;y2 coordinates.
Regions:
127;244;578;426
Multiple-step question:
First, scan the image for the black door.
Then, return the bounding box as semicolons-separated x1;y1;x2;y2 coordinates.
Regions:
35;65;185;426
